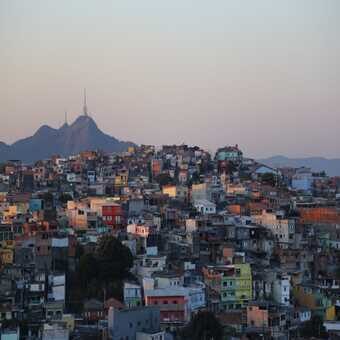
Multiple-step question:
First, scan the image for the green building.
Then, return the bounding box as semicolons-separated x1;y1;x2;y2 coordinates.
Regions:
203;263;252;311
221;264;252;310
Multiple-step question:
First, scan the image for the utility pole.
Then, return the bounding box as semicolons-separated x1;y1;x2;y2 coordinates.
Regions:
103;286;107;306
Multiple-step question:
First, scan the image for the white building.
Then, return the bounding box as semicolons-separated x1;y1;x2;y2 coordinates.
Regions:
135;254;167;278
124;282;142;308
153;272;183;289
136;331;165;340
254;210;295;247
187;284;206;312
193;199;216;215
298;308;311;323
273;274;290;306
48;273;66;302
42;323;69;340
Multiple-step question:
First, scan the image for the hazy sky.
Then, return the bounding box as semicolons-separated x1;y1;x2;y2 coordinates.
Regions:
1;0;340;158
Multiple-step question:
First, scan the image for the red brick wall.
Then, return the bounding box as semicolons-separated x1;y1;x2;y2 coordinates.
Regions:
299;207;340;224
102;205;124;228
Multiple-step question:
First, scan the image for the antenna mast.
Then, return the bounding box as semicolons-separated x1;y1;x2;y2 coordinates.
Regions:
83;88;88;116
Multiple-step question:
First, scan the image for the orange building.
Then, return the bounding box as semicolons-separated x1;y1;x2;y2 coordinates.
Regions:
227;204;241;215
151;159;162;178
247;304;269;328
299;207;340;224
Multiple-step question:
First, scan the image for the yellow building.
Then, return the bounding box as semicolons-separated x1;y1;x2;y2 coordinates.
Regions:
220;263;253;310
0;248;14;265
115;169;128;187
62;314;75;331
325;306;336;321
162;185;177;198
127;146;135;154
3;205;18;220
203;263;252;310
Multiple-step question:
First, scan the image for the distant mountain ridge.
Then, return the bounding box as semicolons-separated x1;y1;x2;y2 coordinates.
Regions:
0;115;135;163
258;155;340;177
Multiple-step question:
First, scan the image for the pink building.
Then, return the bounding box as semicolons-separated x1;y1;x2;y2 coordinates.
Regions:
247;304;269;328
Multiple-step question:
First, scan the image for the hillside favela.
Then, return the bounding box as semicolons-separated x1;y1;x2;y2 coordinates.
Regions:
0;106;340;340
1;1;340;340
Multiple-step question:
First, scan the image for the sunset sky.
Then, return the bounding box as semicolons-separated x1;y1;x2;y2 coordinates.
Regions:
1;0;339;158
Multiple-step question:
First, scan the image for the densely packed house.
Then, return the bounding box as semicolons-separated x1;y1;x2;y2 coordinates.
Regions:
1;144;340;339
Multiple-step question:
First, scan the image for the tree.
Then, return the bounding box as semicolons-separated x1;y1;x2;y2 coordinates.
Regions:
226;161;238;174
59;193;73;205
155;173;174;187
74;236;133;303
96;235;133;282
0;163;5;174
261;172;276;186
190;171;201;185
300;315;327;339
79;253;98;287
180;311;223;340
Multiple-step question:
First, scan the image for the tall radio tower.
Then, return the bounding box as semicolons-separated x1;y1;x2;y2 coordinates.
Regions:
83;88;88;116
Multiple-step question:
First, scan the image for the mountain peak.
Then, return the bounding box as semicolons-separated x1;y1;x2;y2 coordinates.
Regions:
70;115;98;133
0;115;135;163
34;124;57;137
258;155;340;176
